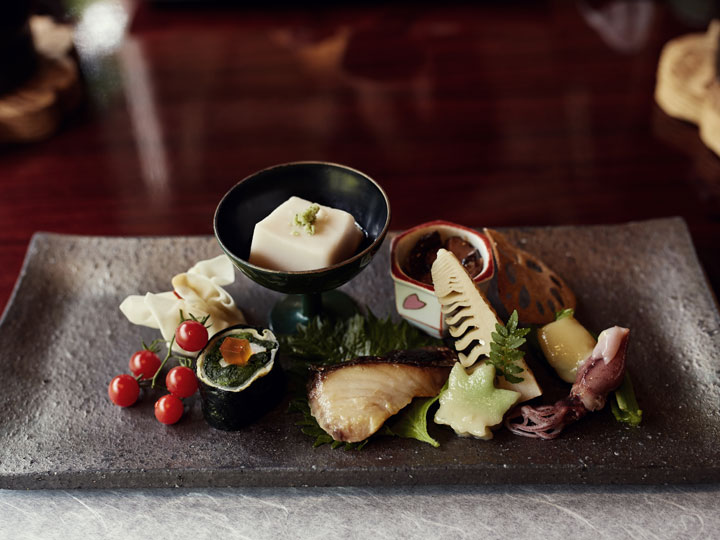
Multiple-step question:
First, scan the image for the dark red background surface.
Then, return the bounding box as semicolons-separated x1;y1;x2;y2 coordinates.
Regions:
1;0;719;314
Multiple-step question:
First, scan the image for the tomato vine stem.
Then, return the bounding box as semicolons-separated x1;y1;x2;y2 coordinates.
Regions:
151;335;176;388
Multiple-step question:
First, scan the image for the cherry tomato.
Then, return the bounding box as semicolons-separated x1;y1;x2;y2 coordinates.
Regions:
154;394;184;425
108;374;140;407
166;366;198;398
129;350;161;380
175;320;208;352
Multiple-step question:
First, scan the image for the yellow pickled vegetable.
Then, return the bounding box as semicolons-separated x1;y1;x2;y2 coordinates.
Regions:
538;315;596;383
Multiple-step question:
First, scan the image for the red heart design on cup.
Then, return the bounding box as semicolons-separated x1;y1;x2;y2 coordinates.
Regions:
402;293;426;310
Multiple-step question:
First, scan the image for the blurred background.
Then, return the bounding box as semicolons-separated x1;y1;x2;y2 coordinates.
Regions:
1;0;719;311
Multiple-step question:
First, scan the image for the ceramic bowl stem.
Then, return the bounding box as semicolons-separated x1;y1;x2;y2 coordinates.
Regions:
303;293;322;319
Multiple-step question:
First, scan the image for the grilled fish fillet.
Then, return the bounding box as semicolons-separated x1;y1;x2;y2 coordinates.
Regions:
308;347;456;443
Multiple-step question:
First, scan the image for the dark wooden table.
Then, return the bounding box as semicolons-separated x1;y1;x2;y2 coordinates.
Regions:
1;0;719;315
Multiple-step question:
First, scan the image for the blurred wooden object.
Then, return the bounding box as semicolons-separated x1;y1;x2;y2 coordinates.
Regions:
701;79;720;156
0;16;80;143
655;21;720;157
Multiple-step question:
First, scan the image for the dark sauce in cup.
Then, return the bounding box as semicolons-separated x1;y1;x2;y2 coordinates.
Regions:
404;231;483;285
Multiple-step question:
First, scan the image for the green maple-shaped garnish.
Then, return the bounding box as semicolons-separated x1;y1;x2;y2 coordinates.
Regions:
434;363;520;440
488;310;529;384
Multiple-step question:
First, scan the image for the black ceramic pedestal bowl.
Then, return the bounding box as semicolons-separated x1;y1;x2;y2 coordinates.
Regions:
214;161;391;333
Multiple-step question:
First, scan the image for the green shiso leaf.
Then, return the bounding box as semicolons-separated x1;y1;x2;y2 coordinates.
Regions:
384;394;442;448
611;372;643;426
282;311;439;366
281;311;443;449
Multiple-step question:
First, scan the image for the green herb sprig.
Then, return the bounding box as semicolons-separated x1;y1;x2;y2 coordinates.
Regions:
488;310;528;384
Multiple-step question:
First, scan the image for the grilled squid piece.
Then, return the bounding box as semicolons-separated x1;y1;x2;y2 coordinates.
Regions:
506;326;629;439
308;347;456;443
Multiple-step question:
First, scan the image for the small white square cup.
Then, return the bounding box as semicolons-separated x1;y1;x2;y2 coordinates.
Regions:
390;220;495;338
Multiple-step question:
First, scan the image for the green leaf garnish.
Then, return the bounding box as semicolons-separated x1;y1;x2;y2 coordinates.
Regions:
611;372;642;426
384;394;442;448
555;308;575;321
282;311;443;449
287;398;367;450
282;311;439;367
486;310;528;383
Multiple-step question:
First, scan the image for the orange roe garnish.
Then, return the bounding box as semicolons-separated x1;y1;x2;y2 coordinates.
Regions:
219;337;253;366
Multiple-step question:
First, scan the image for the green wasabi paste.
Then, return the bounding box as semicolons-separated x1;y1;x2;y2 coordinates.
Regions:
293;203;320;235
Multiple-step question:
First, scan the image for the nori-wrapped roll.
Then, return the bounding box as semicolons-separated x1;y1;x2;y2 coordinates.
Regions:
196;324;283;430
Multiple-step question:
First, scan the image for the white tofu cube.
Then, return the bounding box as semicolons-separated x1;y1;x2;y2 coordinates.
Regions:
249;196;364;271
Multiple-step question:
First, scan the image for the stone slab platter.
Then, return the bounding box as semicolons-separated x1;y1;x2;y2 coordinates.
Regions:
0;217;719;489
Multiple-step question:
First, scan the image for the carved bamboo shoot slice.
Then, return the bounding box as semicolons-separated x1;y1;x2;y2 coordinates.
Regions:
431;248;542;403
